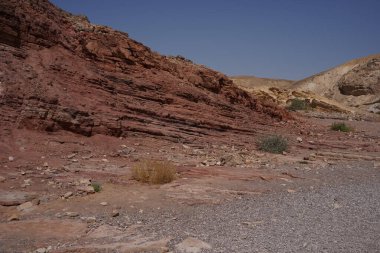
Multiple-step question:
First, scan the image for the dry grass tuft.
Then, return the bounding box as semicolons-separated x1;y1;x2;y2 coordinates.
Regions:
132;160;177;184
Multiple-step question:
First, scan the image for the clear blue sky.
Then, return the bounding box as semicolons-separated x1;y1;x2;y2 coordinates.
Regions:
51;0;380;80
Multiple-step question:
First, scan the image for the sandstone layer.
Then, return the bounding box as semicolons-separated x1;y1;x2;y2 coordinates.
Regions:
0;0;289;143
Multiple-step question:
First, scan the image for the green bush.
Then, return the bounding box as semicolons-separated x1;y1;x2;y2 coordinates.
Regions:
132;160;177;184
91;182;102;192
330;122;352;132
258;135;288;154
287;98;308;111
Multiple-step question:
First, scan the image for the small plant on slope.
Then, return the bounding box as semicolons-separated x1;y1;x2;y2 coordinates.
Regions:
258;135;288;154
287;98;308;111
330;122;352;132
91;182;102;192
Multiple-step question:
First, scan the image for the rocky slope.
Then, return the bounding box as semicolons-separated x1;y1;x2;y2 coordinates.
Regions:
293;54;380;114
231;75;348;113
232;55;380;115
0;0;289;143
231;75;297;107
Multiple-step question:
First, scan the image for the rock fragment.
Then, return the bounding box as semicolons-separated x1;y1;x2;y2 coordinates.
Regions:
79;178;92;185
111;210;119;217
63;191;73;198
0;191;38;206
67;153;77;159
35;248;47;253
81;216;96;223
77;186;95;194
17;201;34;211
65;212;79;217
8;213;20;221
175;237;212;253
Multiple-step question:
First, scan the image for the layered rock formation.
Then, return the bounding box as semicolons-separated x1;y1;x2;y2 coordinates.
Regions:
0;0;289;142
293;54;380;114
337;58;380;96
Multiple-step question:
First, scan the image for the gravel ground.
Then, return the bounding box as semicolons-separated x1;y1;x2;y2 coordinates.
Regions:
132;162;380;253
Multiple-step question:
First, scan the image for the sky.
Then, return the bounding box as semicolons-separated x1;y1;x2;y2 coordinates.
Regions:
50;0;380;80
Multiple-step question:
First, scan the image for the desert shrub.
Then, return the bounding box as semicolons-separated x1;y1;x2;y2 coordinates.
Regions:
167;55;193;63
258;135;288;154
132;160;177;184
287;98;308;111
330;122;352;132
91;182;102;192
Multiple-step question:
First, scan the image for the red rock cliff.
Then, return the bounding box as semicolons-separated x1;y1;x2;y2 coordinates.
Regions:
0;0;289;141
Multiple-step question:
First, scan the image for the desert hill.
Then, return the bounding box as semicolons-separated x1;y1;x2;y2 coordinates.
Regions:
230;76;297;108
293;54;380;114
0;0;289;144
232;54;380;115
230;76;294;90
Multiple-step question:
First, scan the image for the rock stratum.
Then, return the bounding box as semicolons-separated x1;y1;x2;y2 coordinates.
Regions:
0;0;289;142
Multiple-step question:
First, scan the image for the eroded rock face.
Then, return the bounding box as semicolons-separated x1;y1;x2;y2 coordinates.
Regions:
338;58;380;96
0;0;289;142
290;54;380;114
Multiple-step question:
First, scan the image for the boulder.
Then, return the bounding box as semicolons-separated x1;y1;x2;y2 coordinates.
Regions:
0;191;37;206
